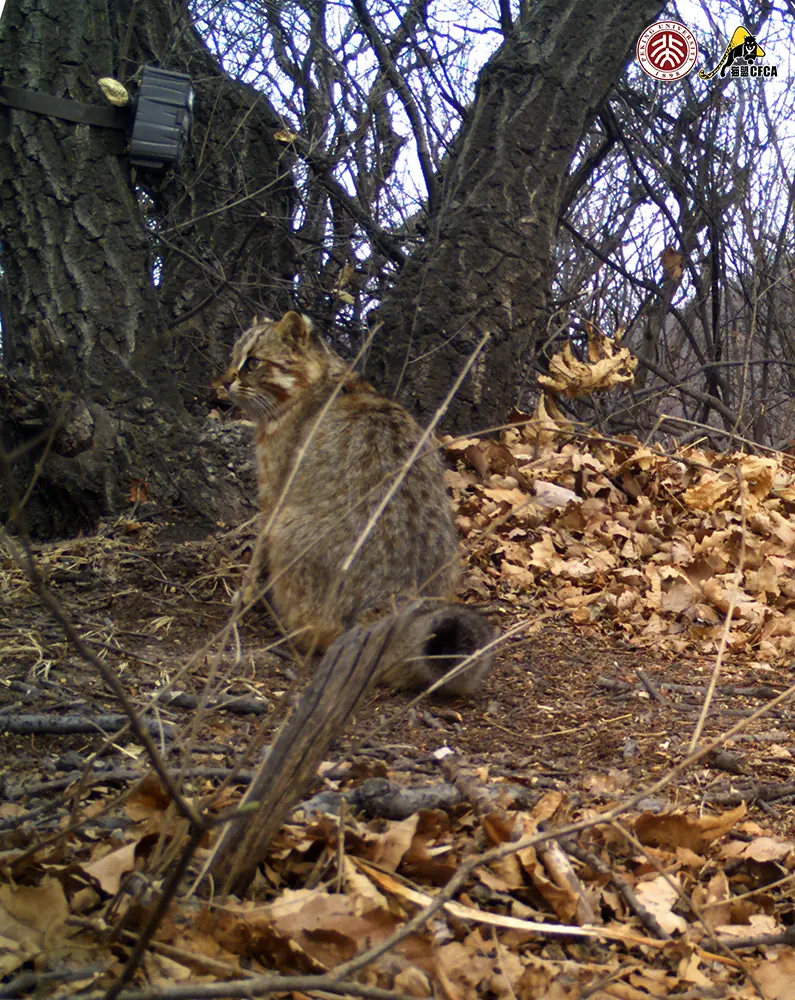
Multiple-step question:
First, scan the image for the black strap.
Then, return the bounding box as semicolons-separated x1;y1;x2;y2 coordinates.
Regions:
0;85;128;129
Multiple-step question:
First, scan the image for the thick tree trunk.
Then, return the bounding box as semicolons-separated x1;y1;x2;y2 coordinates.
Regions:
0;0;293;536
372;0;665;434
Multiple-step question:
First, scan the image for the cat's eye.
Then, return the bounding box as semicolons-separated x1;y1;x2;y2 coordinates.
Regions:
239;357;259;373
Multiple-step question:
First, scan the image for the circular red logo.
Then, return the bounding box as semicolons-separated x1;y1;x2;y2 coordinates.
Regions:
637;21;698;81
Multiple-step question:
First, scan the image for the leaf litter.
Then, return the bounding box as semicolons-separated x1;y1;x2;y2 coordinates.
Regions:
2;330;795;996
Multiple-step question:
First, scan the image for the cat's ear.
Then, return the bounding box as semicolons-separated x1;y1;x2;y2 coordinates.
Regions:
275;311;314;347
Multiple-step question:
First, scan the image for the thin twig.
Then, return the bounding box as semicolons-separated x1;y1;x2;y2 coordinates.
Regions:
342;331;490;572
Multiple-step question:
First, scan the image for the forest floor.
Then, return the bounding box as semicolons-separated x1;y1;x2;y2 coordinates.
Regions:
5;333;795;999
3;477;795;998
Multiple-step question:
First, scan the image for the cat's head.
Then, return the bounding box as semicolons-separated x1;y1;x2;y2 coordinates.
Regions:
216;311;333;421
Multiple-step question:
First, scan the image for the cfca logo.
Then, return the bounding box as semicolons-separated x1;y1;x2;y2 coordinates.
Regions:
699;26;777;80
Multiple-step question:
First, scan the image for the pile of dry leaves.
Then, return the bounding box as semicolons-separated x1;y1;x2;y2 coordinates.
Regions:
446;330;795;667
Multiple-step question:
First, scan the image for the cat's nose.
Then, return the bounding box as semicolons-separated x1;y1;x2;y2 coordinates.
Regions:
211;374;234;398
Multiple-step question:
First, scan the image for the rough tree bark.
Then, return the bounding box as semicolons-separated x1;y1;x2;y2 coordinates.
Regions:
0;0;294;536
372;0;666;434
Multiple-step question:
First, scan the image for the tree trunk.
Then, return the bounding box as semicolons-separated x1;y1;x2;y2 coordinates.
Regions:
372;0;665;434
0;0;294;536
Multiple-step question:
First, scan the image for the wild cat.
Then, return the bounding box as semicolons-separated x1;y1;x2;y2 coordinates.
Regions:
217;311;492;694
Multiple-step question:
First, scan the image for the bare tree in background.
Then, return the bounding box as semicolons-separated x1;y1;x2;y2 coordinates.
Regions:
552;4;795;450
206;0;667;429
225;0;793;446
0;0;293;535
3;0;794;538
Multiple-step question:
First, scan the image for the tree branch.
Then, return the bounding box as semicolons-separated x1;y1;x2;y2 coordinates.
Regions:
351;0;440;214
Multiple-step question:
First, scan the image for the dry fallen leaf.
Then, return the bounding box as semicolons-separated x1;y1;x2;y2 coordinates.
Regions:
82;842;138;895
634;875;687;935
0;878;70;975
753;950;795;1000
635;804;747;853
97;76;130;106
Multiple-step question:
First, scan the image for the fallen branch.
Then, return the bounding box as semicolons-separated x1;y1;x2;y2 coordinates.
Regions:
157;691;270;715
207;601;491;894
0;714;173;736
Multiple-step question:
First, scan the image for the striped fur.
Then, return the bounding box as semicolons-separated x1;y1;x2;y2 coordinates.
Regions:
217;311;491;694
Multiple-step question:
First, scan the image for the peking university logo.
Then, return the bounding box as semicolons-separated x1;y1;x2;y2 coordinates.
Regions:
636;21;699;81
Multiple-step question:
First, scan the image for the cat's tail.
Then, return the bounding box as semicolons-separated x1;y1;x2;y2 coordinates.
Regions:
371;599;494;696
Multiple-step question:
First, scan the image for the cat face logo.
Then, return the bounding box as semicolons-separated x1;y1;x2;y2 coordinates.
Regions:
699;26;776;80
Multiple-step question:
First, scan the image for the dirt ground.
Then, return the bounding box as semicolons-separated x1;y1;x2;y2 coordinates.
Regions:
6;513;795;998
3;513;792;831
